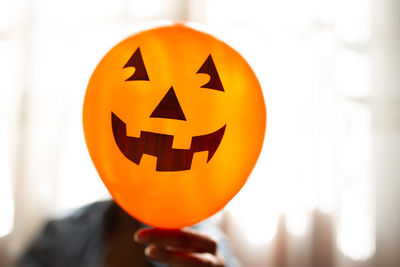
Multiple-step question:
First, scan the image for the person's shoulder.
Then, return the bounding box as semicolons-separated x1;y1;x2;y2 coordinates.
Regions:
18;200;112;267
41;200;112;239
54;200;112;225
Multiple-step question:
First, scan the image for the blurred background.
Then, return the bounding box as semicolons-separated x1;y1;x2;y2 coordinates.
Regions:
0;0;399;266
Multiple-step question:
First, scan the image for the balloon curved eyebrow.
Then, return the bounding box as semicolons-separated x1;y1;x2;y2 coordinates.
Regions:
123;47;150;81
196;54;224;92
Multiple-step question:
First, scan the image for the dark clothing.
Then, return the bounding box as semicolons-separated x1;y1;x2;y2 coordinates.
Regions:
18;200;238;267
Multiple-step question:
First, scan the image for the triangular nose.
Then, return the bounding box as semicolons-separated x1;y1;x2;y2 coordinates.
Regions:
150;87;186;121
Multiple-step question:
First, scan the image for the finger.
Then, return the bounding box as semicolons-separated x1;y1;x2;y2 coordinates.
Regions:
145;245;224;267
134;228;217;254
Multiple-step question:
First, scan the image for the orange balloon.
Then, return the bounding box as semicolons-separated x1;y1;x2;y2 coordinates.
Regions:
83;24;266;228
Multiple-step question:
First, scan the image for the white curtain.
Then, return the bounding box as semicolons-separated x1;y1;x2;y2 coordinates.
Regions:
1;0;399;266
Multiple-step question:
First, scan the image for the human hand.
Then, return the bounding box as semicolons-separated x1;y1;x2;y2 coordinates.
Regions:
134;227;225;267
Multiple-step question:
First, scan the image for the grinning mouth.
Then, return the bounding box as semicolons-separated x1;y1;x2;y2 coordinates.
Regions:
111;112;226;171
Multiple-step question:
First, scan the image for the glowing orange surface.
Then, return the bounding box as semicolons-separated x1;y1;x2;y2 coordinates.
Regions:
83;24;266;228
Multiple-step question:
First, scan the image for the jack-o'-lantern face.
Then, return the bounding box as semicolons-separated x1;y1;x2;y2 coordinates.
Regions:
112;48;226;171
83;24;266;228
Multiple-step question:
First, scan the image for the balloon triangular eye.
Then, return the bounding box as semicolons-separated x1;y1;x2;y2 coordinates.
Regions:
123;47;149;81
196;55;224;92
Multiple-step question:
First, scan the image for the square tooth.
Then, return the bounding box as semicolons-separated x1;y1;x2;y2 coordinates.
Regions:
190;151;209;169
139;154;158;170
126;126;142;138
172;135;193;150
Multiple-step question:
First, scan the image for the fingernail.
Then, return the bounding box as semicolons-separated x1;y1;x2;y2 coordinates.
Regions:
134;230;149;243
144;246;151;256
133;232;140;242
144;246;155;257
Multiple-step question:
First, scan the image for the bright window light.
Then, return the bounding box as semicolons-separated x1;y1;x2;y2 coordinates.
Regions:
228;184;278;245
335;0;371;43
337;183;375;260
0;125;14;238
0;37;21;239
286;209;310;237
128;0;162;19
335;49;371;99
